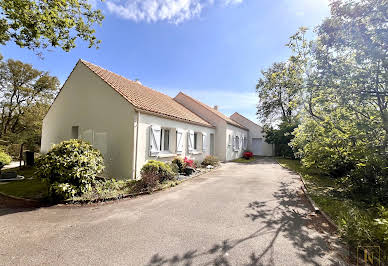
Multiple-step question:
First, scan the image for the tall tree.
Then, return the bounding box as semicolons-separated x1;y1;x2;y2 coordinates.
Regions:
315;0;388;152
0;0;104;52
0;57;59;145
256;59;302;124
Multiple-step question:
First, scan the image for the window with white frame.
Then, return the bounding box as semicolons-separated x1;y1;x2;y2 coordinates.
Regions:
228;134;232;146
160;128;170;151
150;125;172;156
194;132;198;150
234;136;240;151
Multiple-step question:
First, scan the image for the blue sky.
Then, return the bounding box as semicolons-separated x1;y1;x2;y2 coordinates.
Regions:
2;0;329;124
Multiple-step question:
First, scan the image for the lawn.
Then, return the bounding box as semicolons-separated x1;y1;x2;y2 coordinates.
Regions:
232;157;257;163
0;166;48;200
276;158;369;225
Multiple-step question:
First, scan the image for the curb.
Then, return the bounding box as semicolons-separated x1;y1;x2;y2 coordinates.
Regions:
276;159;338;230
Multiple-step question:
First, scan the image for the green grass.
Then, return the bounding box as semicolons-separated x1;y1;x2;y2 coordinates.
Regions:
277;158;368;224
0;166;48;200
232;157;257;163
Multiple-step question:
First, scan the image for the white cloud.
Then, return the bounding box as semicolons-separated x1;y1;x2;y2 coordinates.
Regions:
106;0;243;23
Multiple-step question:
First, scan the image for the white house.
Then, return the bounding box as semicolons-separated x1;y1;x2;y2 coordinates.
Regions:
174;92;249;161
41;60;215;179
41;60;272;179
230;112;274;156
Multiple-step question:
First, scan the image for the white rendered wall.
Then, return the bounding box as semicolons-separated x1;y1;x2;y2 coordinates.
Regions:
41;62;135;179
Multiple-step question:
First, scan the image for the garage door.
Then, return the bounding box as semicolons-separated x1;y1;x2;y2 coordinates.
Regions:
252;138;262;155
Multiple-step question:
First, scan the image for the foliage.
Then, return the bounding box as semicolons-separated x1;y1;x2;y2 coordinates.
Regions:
264;121;298;158
35;139;104;200
194;160;202;168
233;157;256;163
0;0;104;53
257;0;388;206
140;160;175;192
256;60;302;124
338;207;374;247
279;158;388;261
74;179;136;202
374;206;388;248
0;57;59;148
172;157;184;173
168;162;179;175
339;206;388;262
243;151;253;159
201;155;220;167
0;146;11;165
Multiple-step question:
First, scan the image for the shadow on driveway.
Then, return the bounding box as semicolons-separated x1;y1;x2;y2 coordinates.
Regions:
145;180;342;266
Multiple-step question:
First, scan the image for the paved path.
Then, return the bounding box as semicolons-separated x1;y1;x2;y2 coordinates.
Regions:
0;158;344;265
3;161;24;170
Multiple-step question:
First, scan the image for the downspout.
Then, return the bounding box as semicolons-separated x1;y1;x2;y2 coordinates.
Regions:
134;111;140;180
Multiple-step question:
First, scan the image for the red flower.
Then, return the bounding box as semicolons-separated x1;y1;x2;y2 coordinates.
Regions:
243;152;253;159
184;157;194;168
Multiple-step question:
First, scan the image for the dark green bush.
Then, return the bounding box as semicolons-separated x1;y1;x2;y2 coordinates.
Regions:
172;157;184;173
140;160;175;192
201;155;219;167
35;139;105;200
339;206;388;263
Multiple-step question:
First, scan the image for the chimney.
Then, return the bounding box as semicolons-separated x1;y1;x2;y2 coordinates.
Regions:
214;105;218;111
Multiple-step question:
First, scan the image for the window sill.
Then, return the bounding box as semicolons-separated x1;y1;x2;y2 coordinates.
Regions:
157;153;177;158
191;151;202;155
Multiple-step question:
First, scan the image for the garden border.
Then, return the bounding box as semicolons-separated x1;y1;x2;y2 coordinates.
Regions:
59;164;223;206
276;159;338;230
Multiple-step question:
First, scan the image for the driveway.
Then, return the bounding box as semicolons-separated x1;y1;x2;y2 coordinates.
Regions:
0;158;344;265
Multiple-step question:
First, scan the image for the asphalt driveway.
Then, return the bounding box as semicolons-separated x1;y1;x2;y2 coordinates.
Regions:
0;158;344;265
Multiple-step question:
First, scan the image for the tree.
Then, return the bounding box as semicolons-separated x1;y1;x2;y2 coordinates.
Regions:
315;0;388;152
0;57;59;147
287;0;387;201
256;60;302;124
0;0;104;52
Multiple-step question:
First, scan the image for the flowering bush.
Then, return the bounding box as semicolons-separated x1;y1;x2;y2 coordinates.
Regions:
184;157;194;168
243;151;253;159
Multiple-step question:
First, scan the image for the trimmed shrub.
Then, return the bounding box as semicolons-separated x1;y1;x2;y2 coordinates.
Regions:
140;160;175;191
168;162;179;175
201;155;219;167
172;157;184;173
0;147;12;165
194;160;202;168
35;139;105;200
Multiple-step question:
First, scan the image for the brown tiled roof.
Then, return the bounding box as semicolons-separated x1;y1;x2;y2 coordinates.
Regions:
80;60;213;128
175;92;247;130
231;112;261;128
